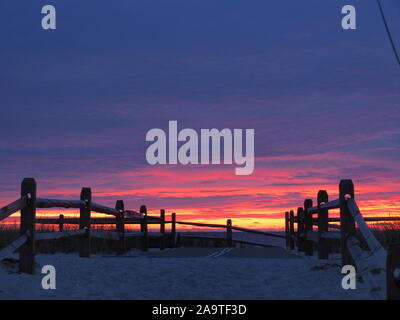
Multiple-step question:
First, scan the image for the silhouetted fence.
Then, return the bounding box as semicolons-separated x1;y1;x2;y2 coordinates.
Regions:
0;178;284;276
175;220;285;248
3;178;396;299
0;178;174;274
284;179;400;300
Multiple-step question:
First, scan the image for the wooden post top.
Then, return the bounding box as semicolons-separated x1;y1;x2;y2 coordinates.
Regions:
304;199;313;210
115;200;124;212
339;179;354;199
317;190;329;205
21;178;37;198
297;207;304;217
140;205;147;215
80;187;92;202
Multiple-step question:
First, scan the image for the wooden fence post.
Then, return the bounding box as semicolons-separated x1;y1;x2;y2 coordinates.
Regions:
171;212;176;247
285;212;290;248
304;199;313;256
140;205;148;252
79;187;91;258
387;243;400;300
339;179;356;267
115;200;126;255
227;219;233;248
289;210;295;250
160;209;165;250
297;207;304;252
317;190;329;259
20;178;36;274
58;214;64;232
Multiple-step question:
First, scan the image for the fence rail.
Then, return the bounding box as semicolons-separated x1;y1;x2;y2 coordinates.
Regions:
1;178;399;300
284;179;400;300
35;229;87;241
36;198;86;209
35;217;167;225
0;233;28;260
0;178;285;277
307;199;340;214
0;196;28;221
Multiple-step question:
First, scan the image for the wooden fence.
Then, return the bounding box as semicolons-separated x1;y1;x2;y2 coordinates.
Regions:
3;178;397;299
175;220;285;248
284;179;400;300
0;178;284;275
0;178;173;274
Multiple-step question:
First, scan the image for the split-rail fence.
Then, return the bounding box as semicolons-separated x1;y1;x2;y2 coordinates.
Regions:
0;178;284;274
1;178;399;300
284;179;400;300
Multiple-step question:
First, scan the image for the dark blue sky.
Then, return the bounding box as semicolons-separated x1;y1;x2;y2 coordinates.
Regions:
0;1;399;227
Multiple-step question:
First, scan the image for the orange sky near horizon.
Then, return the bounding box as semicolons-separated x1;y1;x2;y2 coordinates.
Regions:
1;174;399;232
1;152;399;232
1;0;399;236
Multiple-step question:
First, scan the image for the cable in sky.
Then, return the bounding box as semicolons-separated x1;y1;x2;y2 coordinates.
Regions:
376;0;400;68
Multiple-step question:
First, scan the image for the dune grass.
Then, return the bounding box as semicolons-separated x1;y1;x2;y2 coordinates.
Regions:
0;224;127;254
371;223;400;248
0;222;399;255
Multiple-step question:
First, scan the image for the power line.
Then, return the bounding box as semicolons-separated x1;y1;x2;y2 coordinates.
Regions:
376;0;400;68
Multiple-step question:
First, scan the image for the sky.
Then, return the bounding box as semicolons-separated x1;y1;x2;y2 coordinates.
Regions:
0;0;399;230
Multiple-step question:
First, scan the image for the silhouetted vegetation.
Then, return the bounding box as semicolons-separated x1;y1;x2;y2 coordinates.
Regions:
0;225;153;254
